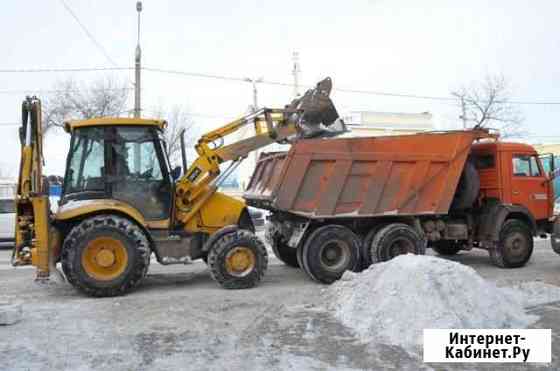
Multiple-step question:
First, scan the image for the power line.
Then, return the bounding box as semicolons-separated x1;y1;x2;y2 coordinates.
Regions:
59;0;119;67
0;88;133;95
143;67;247;83
3;65;560;105
144;67;560;106
0;67;132;73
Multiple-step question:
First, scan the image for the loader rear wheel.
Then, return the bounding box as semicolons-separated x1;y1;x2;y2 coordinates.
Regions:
489;219;533;268
370;223;426;263
301;225;360;284
207;229;268;289
61;215;150;297
430;240;462;256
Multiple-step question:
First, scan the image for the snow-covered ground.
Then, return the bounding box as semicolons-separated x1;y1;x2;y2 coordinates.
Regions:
1;239;560;370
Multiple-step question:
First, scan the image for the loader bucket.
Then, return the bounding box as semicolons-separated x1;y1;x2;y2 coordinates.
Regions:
286;77;347;140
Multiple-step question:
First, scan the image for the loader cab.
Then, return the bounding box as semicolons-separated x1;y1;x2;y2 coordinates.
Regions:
471;141;554;221
61;119;173;221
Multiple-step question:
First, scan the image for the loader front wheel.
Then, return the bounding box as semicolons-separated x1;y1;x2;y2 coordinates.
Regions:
207;230;268;289
61;215;150;297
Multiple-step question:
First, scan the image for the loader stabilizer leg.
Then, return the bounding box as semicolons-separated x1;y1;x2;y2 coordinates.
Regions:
31;196;51;281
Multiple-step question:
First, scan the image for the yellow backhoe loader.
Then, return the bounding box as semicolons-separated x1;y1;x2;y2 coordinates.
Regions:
12;78;345;296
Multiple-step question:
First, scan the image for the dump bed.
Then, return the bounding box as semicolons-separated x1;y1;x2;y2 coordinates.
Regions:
244;130;493;218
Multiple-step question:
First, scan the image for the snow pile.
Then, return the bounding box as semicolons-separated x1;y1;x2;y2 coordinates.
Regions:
506;281;560;307
325;254;536;350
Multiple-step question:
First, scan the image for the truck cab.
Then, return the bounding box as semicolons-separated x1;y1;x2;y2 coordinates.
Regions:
471;141;554;228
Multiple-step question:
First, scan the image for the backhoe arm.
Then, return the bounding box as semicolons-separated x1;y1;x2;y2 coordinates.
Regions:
12;97;55;281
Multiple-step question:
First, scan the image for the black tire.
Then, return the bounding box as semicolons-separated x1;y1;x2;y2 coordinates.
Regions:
207;229;268;289
489;219;533;268
430;240;462;256
265;222;299;268
451;161;480;210
301;225;360;284
271;239;299;268
61;215;151;297
361;224;388;269
370;223;426;263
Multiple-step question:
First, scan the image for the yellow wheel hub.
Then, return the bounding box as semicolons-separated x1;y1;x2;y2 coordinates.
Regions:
81;237;128;281
225;247;256;277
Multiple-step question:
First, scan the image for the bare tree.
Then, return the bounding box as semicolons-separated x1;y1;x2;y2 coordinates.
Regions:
151;105;196;167
42;76;129;132
452;74;525;138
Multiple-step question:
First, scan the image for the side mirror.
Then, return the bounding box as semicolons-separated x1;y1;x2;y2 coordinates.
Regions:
170;166;182;181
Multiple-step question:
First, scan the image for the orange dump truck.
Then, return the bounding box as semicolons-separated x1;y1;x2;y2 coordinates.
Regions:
244;129;560;283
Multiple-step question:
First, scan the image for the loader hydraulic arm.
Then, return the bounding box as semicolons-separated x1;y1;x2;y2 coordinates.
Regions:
12;97;54;281
173;77;344;225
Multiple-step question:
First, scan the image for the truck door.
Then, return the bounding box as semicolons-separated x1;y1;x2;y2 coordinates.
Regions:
511;154;550;220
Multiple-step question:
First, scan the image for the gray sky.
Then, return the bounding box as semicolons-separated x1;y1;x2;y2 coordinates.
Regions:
2;0;560;175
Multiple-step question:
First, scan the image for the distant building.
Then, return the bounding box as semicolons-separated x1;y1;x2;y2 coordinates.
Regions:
341;111;434;137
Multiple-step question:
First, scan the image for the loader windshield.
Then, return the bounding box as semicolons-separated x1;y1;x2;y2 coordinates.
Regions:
62;125;172;220
64;127;105;195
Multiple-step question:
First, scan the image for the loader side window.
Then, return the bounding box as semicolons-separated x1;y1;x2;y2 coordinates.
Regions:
64;127;105;194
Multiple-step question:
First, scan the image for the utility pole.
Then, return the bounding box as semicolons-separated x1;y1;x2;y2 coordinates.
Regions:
452;92;468;129
292;51;301;98
134;1;142;118
244;77;263;112
243;76;264;169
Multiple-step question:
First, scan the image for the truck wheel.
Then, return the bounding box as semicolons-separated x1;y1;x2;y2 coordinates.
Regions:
489;219;533;268
451;161;480;210
361;224;388;269
301;225;360;284
207;230;268;289
271;239;299;268
551;218;560;255
265;222;299;268
430;240;462;256
61;215;150;297
370;223;426;262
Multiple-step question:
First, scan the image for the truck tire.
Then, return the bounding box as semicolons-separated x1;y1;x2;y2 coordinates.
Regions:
301;225;360;284
489;219;533;268
551;218;560;255
61;215;151;297
451;161;480;210
207;229;268;289
430;240;462;256
370;223;426;263
361;223;388;269
271;239;299;268
265;222;299;268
